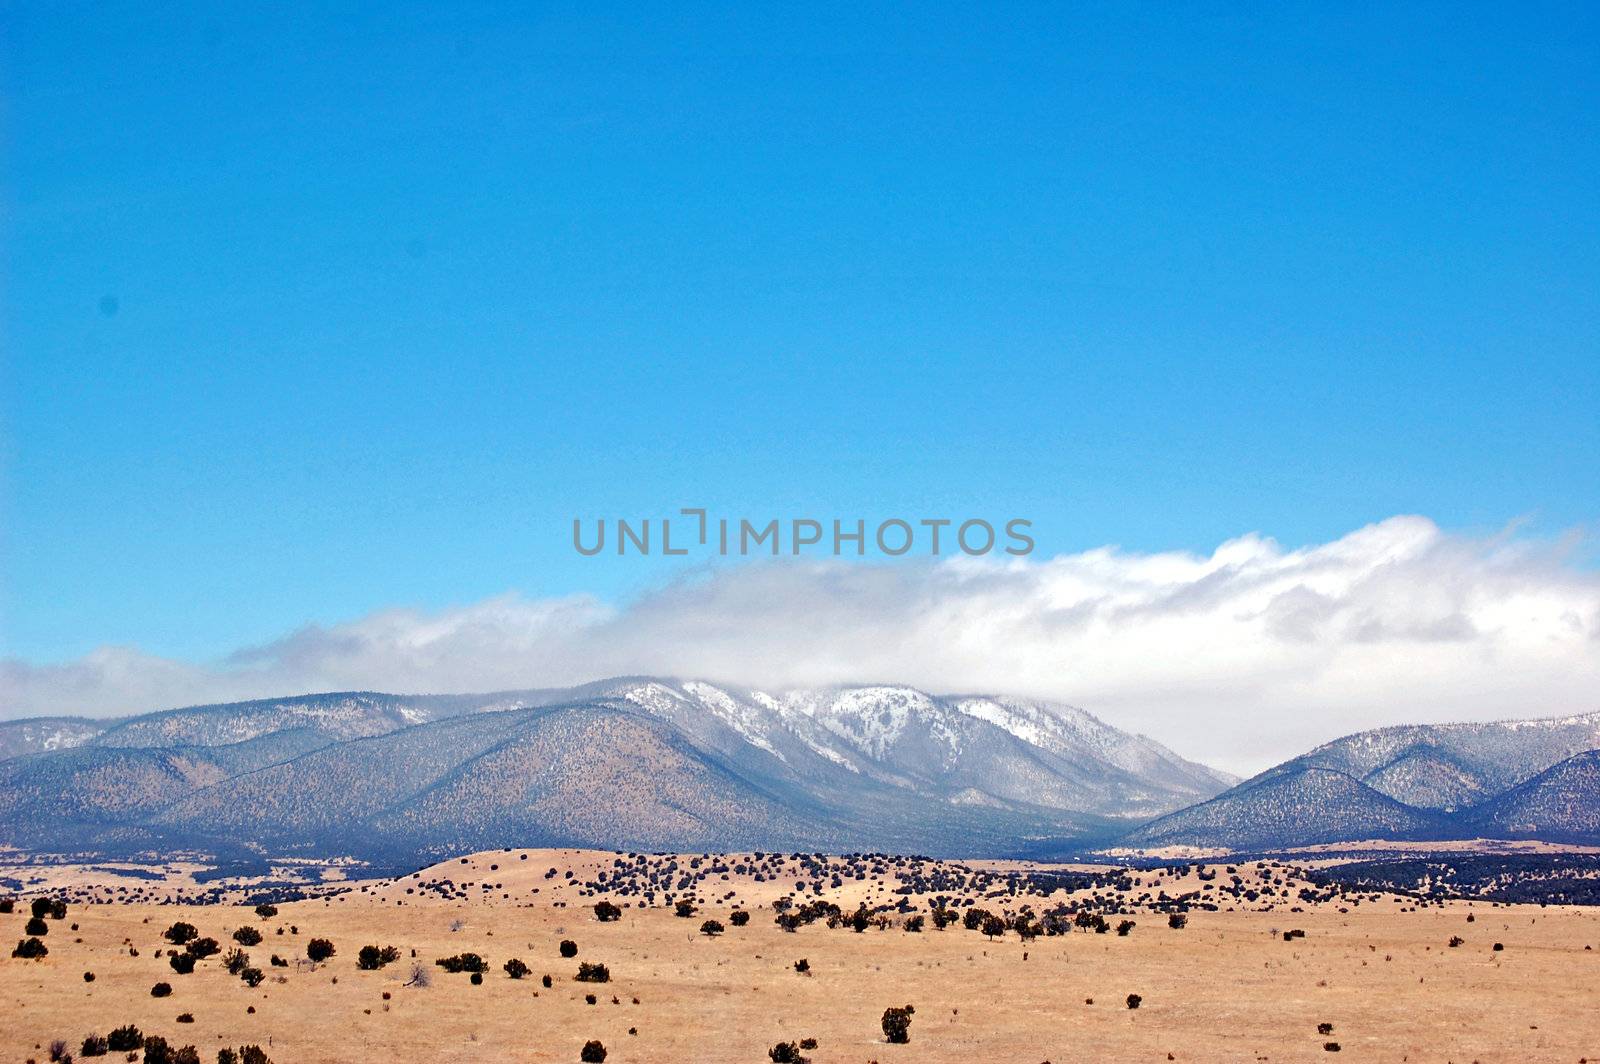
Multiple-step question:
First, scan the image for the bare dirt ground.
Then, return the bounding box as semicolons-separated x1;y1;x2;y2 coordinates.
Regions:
5;849;1600;1063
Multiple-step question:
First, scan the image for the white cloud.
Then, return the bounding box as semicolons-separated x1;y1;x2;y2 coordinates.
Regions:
4;515;1597;773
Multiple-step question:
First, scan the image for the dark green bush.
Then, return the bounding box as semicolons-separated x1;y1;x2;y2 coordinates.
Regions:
357;945;400;970
80;1034;109;1057
593;900;621;922
580;1040;607;1062
186;937;221;960
107;1025;144;1051
12;937;48;959
233;926;263;947
576;961;610;983
559;939;578;958
164;922;199;945
306;938;335;962
152;981;173;997
435;953;489;974
881;1005;914;1044
504;958;530;979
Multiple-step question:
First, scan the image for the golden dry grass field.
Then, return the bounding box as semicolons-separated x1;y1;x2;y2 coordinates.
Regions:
5;849;1600;1063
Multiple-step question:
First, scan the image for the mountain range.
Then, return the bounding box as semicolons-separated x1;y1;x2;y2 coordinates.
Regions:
3;681;1597;861
1123;713;1600;850
0;679;1233;862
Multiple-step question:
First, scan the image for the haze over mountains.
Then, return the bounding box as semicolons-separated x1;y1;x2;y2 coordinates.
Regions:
0;679;1233;862
2;679;1597;862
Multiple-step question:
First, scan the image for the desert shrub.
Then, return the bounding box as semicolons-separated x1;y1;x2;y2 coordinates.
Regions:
446;950;490;976
1324;1043;1341;1053
187;937;221;959
306;938;335;962
169;953;197;975
930;906;956;929
0;898;11;913
1117;920;1136;936
560;939;578;958
1493;942;1504;951
357;945;400;970
794;958;809;974
177;1014;194;1024
542;974;553;988
80;1034;109;1057
593;901;621;922
107;1025;144;1051
1126;993;1142;1009
152;981;173;997
241;967;264;987
470;971;483;985
903;914;924;933
218;1052;238;1064
962;907;988;931
224;948;250;975
504;958;530;979
674;899;696;918
1167;913;1187;930
84;970;96;981
1448;936;1465;948
12;937;48;958
48;1039;67;1061
238;1046;271;1064
576;961;610;983
700;919;725;937
233;927;263;947
580;1041;607;1063
800;1039;817;1050
881;1005;914;1044
31;897;52;918
980;914;1006;940
730;909;750;926
25;916;49;935
253;904;277;919
143;1035;172;1064
164;922;199;945
435;953;489;974
768;1042;805;1063
174;1048;201;1064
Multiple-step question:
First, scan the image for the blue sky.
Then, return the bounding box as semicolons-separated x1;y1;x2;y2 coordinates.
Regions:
4;2;1598;667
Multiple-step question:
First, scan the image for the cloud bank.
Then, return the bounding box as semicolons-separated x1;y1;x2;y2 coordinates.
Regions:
5;516;1598;772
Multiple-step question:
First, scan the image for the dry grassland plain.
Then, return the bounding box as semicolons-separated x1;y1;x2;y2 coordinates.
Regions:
4;849;1599;1063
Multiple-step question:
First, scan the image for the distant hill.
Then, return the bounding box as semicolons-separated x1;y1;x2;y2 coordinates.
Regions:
0;716;107;761
1460;750;1600;843
0;679;1233;861
1254;713;1600;811
1120;766;1450;850
1115;711;1600;853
